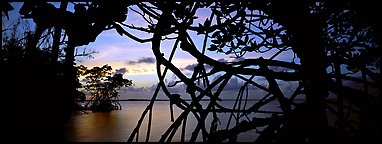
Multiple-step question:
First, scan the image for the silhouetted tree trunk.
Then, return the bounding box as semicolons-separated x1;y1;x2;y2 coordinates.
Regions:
350;2;382;143
265;2;329;143
51;2;68;64
24;26;44;61
63;39;76;121
294;17;329;144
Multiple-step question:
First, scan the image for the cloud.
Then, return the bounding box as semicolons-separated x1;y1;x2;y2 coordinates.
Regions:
124;68;156;74
181;58;229;72
137;57;156;63
217;58;228;63
131;69;143;73
268;66;292;72
231;57;245;62
143;69;150;72
181;58;250;72
126;57;156;65
182;63;214;71
184;63;198;71
115;68;127;74
224;77;245;90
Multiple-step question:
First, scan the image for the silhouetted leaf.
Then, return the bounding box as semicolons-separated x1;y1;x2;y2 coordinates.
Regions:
197;23;204;34
219;43;225;48
204;18;211;29
244;35;249;44
201;1;213;7
212;9;222;17
208;45;218;51
211;39;220;44
221;27;227;35
225;49;232;54
248;42;258;52
212;31;220;38
217;35;222;41
2;2;14;19
237;38;244;45
216;13;222;26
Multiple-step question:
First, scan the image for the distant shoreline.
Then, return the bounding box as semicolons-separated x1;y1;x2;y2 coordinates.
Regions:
77;99;309;102
78;99;252;102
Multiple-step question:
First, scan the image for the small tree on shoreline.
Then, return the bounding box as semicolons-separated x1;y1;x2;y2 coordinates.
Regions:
76;64;133;112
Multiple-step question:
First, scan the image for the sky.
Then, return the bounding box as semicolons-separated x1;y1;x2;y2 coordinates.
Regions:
3;2;375;102
3;2;297;88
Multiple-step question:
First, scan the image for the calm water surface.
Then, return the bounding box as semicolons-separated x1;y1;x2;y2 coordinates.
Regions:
64;100;280;142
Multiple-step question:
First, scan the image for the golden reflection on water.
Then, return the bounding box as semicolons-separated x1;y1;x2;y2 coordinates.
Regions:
65;101;272;142
65;101;184;142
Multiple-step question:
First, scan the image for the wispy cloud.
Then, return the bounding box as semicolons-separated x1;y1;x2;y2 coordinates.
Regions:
181;58;236;72
126;57;156;65
182;63;214;71
231;57;245;62
217;58;228;63
183;63;198;71
114;68;127;74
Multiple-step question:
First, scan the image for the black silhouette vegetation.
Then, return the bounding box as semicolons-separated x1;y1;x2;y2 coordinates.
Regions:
76;64;132;112
1;1;380;143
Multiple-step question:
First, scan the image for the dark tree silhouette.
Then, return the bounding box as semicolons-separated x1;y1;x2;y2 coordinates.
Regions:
116;1;380;143
1;1;130;141
2;11;70;142
1;1;380;143
76;64;133;112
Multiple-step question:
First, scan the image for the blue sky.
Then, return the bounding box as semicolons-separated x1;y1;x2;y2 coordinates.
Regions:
3;2;297;88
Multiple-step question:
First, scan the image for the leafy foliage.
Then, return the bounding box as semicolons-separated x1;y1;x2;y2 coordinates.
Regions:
3;1;379;142
76;64;133;112
120;1;380;143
